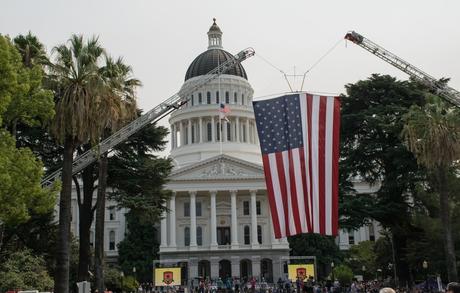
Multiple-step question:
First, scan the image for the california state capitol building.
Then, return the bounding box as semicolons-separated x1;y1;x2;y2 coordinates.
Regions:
157;19;382;283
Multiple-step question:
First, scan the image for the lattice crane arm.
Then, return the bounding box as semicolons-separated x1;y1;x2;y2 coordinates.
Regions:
344;31;460;107
41;48;255;187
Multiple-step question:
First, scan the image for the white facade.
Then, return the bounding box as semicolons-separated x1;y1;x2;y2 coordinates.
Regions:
68;183;128;262
159;20;289;283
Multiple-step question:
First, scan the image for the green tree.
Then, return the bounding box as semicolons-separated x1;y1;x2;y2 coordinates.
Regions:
333;265;354;286
340;74;425;285
0;249;54;292
403;94;460;281
48;34;106;293
346;241;377;280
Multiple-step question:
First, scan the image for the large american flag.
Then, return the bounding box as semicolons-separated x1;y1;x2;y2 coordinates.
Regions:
253;93;340;238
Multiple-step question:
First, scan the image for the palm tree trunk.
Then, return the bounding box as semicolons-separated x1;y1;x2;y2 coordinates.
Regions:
77;166;96;282
95;154;108;292
54;137;75;293
438;167;458;282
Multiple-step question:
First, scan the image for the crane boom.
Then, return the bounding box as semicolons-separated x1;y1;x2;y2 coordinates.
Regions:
41;47;255;187
344;31;460;107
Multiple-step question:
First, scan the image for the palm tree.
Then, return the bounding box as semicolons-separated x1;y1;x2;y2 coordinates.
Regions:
48;35;105;293
14;32;48;68
94;56;140;292
403;94;460;282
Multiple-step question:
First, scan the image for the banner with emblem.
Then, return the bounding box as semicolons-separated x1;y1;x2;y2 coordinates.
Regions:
288;264;315;281
154;268;181;286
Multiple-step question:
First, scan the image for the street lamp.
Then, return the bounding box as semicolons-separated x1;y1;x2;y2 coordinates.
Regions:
362;265;366;281
331;262;335;281
120;271;124;293
133;266;137;284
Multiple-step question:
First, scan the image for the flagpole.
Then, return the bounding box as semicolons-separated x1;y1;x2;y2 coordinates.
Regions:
218;53;223;155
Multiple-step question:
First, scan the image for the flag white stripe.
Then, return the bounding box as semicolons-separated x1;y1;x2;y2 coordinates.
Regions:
268;153;286;237
282;150;296;235
292;148;307;233
299;94;312;230
325;97;335;235
311;95;320;233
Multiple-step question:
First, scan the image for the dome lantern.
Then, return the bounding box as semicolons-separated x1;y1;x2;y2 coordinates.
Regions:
207;18;223;49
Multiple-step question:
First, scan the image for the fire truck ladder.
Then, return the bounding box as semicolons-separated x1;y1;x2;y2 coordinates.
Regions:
41;48;256;187
345;31;460;107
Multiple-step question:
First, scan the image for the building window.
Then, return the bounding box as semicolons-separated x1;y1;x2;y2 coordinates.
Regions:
369;223;375;242
191;124;195;143
196;202;202;217
225;91;230;104
109;207;115;221
217;227;231;245
216;122;221;141
227;123;231;141
242;94;245;105
191;94;194;106
184;127;188;145
184;227;190;246
257;225;262;244
184;202;190;217
256;201;261;215
207;122;212;141
207;92;211;104
216;91;220;104
197;226;203;246
109;230;115;250
234;92;238;104
243;125;247;142
244;226;250;244
348;231;355;245
198;93;202;104
243;201;250;215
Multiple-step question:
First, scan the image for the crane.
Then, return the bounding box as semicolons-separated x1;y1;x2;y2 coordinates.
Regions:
344;31;460;107
41;48;256;187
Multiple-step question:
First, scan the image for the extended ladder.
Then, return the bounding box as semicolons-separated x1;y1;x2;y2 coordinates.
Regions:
41;48;256;187
345;31;460;107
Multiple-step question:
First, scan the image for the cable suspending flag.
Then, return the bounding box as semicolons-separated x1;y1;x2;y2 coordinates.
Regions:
253;93;340;238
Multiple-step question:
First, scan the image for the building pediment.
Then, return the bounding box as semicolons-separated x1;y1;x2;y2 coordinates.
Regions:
169;154;264;181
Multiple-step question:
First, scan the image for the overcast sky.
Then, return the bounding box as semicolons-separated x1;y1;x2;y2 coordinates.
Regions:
2;0;460;154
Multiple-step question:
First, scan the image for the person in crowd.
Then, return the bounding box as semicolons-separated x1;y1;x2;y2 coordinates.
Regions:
446;283;460;293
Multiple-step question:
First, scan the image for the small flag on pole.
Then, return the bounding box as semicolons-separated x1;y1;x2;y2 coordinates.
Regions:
253;93;341;238
219;103;231;122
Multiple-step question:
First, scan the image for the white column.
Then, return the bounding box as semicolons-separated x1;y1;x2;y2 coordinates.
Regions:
169;193;176;248
179;122;184;147
236;117;240;142
187;119;192;144
211;116;216;142
230;190;238;248
170;124;175;149
245;119;250;143
190;191;197;248
250;189;259;248
199;117;203;143
160;209;168;248
210;190;218;249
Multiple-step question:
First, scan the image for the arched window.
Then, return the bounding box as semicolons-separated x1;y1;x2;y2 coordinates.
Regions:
191;94;194;106
225;91;230;104
198;93;202;104
184;227;190;246
197;226;203;246
207;92;211;104
234;92;238;104
227;122;231;141
207;122;212;141
244;226;250;245
216;91;220;104
242;94;245;105
109;231;116;250
257;225;262;244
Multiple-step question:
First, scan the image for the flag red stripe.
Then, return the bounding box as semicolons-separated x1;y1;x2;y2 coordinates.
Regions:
306;94;314;231
288;149;302;234
299;146;312;232
318;96;327;235
275;152;290;236
332;98;341;235
262;154;282;238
